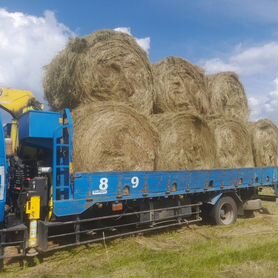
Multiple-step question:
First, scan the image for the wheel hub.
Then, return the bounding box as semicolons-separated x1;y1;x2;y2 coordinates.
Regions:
219;203;234;225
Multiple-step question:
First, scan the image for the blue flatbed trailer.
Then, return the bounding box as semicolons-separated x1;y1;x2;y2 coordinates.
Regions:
0;109;277;261
54;167;278;216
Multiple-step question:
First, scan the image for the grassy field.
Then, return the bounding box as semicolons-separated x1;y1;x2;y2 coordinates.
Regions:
1;199;277;278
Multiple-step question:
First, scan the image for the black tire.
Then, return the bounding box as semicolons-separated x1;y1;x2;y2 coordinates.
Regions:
211;196;238;225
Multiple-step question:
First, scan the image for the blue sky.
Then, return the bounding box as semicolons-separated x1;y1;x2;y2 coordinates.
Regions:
0;0;277;121
2;0;277;62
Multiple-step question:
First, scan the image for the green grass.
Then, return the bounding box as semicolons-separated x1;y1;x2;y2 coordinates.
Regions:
1;200;278;278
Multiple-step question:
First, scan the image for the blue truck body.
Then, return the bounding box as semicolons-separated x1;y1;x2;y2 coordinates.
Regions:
54;167;278;217
0;114;7;224
0;109;277;222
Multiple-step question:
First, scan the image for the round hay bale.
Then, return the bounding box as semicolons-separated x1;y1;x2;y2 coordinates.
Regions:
72;102;159;172
44;30;154;115
249;119;278;167
151;113;217;170
152;57;210;115
207;72;249;121
208;117;254;168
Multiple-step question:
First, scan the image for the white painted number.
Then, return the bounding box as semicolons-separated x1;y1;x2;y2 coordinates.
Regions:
99;178;108;191
131;176;139;188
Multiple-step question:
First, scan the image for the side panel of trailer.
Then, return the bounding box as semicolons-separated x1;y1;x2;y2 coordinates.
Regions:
53;167;278;217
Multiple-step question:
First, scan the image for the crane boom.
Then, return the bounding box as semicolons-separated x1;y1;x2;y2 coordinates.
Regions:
0;88;43;154
0;88;43;119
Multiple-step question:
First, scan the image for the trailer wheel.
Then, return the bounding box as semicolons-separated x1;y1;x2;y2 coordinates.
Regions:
212;196;237;225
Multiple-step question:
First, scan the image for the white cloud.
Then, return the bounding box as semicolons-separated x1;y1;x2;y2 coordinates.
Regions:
248;96;261;120
114;27;151;54
263;79;278;118
202;58;238;74
0;10;151;112
114;27;131;35
248;78;278;122
202;42;278;77
0;9;73;103
200;42;278;124
135;37;151;54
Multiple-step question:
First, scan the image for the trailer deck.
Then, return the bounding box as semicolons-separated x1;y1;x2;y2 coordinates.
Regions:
54;167;278;216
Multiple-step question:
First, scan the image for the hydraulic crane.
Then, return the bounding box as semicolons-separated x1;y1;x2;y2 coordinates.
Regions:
0;88;43;154
0;88;44;256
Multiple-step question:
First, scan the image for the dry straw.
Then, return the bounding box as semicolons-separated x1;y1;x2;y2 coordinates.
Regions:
72;102;159;172
208;117;254;168
249;119;278;167
152;57;209;115
151;113;217;170
44;30;273;172
44;30;154;115
207;72;249;121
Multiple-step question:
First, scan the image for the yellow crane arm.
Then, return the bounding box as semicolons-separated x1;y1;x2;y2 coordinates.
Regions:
0;88;43;119
0;88;44;155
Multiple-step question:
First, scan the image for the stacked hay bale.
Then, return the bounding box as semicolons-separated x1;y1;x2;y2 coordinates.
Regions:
44;29;277;172
44;30;158;172
206;72;255;168
206;72;278;168
73;102;159;172
151;113;217;170
151;57;217;170
207;72;249;121
207;117;254;168
152;57;209;115
249;120;278;167
44;30;154;116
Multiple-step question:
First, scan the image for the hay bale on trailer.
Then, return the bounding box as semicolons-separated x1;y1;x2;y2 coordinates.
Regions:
249;119;278;167
208;117;254;168
72;102;159;173
44;30;154;115
151;113;217;170
152;57;209;115
207;72;249;121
